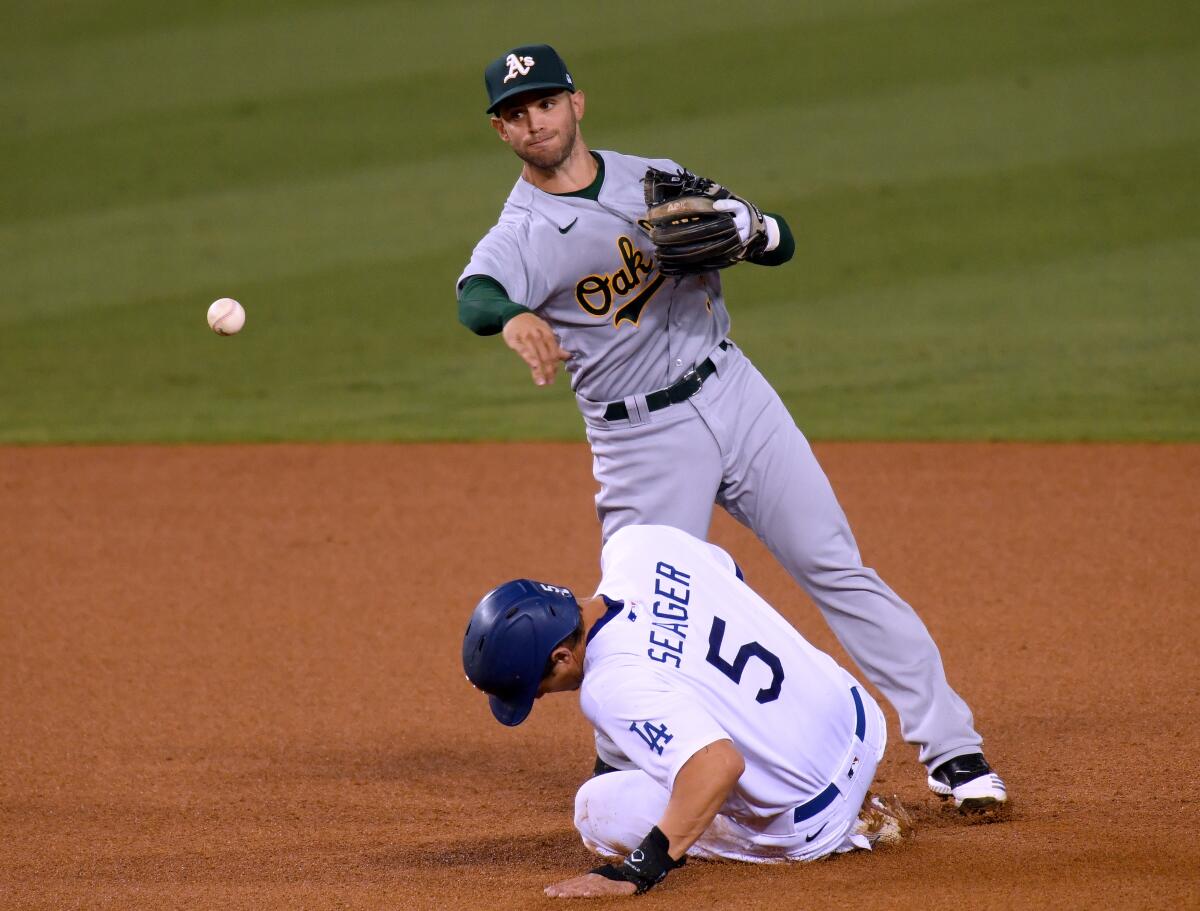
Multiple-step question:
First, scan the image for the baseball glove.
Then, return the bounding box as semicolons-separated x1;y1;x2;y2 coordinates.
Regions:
642;167;769;275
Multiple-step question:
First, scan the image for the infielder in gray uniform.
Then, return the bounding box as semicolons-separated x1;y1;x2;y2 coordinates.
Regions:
456;44;1007;811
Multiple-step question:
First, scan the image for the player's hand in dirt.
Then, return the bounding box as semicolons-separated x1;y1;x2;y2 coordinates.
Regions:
502;312;570;386
544;872;637;898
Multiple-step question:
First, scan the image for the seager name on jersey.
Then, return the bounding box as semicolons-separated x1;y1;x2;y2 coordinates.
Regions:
647;561;692;669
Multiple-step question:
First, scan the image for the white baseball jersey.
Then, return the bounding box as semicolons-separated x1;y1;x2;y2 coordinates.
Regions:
582;524;867;823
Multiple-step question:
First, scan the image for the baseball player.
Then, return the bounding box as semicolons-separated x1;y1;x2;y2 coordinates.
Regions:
456;44;1007;811
463;524;913;898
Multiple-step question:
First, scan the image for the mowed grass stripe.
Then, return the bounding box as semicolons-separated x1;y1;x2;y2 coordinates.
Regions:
2;229;1194;442
1;0;1196;442
3;50;1193;324
736;139;1200;303
733;237;1200;441
0;251;586;443
0;152;517;325
1;0;344;47
613;49;1198;198
4;0;1194;223
1;0;929;133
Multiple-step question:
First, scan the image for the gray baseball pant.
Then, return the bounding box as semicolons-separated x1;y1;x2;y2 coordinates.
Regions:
578;341;982;769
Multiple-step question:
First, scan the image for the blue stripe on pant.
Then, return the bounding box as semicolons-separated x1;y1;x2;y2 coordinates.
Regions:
794;687;866;824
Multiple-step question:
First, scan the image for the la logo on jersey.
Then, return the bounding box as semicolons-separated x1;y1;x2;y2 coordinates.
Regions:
630;720;673;755
502;54;535;83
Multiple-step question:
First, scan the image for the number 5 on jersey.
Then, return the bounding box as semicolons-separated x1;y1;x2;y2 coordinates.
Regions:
706;616;785;704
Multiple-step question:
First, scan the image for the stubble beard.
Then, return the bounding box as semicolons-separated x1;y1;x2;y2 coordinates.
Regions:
518;119;578;172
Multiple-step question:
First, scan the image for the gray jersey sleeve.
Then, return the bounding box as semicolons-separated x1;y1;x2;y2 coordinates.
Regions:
458;222;532;305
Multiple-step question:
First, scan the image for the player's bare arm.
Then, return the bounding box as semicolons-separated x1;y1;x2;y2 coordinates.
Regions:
501;312;571;386
543;739;744;899
656;739;745;854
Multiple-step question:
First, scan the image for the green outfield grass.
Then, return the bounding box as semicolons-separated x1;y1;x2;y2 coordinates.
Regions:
2;0;1197;442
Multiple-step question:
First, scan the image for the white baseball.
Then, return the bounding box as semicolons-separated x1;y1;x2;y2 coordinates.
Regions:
207;298;246;335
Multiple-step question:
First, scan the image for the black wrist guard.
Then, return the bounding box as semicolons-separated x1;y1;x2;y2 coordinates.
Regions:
589;826;684;894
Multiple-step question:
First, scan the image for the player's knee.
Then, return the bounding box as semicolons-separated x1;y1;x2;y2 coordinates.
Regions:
574;779;617;858
574;775;637;858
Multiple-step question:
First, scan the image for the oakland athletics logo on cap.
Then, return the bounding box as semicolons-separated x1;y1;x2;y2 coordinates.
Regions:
503;54;535;84
484;43;576;114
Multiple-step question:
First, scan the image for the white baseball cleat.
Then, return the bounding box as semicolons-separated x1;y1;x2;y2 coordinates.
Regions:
854;793;914;847
927;753;1008;812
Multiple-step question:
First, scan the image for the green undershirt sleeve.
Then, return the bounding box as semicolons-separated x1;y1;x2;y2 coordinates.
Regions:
748;212;796;267
457;275;532;336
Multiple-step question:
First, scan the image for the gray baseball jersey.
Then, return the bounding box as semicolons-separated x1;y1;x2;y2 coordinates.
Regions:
459;149;987;772
457;150;726;403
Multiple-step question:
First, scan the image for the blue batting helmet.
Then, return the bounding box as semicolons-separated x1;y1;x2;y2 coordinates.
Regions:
462;579;582;726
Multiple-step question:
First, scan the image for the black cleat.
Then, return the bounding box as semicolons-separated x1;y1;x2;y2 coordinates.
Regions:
927;753;1008;811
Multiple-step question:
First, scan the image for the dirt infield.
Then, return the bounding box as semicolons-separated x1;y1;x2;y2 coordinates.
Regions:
2;443;1197;910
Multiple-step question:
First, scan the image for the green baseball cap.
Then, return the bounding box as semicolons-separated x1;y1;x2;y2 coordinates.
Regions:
484;44;576;114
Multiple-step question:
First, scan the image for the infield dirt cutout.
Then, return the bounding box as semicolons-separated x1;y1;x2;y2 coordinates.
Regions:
2;443;1197;910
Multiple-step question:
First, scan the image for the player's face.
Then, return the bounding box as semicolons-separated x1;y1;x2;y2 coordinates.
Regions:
491;90;585;171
